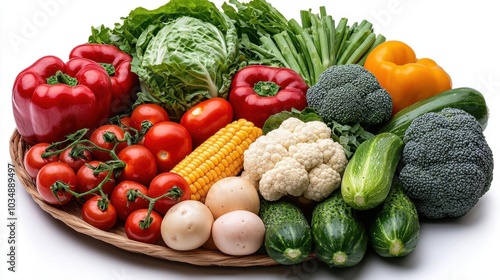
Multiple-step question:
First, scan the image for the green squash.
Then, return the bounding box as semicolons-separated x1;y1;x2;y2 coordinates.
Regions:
312;191;368;268
341;132;403;210
259;200;312;265
370;177;420;257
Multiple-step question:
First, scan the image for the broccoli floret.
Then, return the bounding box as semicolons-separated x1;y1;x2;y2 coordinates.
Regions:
306;64;392;126
399;107;494;219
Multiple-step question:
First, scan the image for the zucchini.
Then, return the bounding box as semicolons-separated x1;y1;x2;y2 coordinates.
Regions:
341;132;403;210
370;177;420;257
259;200;312;265
378;87;489;139
312;190;368;268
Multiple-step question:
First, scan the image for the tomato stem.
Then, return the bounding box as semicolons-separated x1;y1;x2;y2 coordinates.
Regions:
131;186;184;229
49;180;73;204
52;162;115;202
97;196;110;211
41;128;89;158
41;127;136;161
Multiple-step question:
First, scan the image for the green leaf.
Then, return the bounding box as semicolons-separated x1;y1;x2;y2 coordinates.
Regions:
328;120;374;158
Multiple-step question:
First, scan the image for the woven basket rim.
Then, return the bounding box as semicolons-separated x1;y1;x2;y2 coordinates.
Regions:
9;129;289;267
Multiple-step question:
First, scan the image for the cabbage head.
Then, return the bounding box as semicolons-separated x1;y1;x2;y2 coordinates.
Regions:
88;0;242;120
134;16;239;120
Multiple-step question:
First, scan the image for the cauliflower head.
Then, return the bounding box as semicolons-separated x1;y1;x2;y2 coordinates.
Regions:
243;117;348;202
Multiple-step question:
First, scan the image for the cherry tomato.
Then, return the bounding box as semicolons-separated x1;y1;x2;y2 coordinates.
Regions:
180;97;233;147
143;121;192;173
24;143;59;178
89;124;128;161
110;181;149;220
58;145;93;173
36;162;77;205
120;116;132;127
81;196;117;231
130;103;169;132
75;161;116;201
117;145;157;185
148;172;191;215
125;208;163;244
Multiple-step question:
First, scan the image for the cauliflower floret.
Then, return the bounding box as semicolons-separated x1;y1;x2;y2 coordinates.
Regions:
259;157;309;201
279;117;305;133
243;136;288;181
303;164;342;201
288;142;323;171
294;121;332;140
292;121;318;143
317;138;348;174
266;128;298;149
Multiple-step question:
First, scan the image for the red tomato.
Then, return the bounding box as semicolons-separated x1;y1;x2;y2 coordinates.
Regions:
58;145;93;173
120;116;131;127
36;162;77;205
24;143;59;178
110;181;150;220
180;97;233;147
81;196;117;231
89;124;128;161
143;121;192;173
118;116;135;134
117;145;157;185
125;209;163;244
148;172;191;215
75;161;116;201
130;103;169;132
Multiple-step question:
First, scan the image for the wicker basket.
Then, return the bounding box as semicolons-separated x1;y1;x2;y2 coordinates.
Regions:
9;129;294;267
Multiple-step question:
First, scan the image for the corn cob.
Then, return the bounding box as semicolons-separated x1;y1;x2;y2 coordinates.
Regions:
171;119;262;202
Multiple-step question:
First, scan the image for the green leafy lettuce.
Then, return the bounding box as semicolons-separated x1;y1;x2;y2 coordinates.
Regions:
89;0;243;120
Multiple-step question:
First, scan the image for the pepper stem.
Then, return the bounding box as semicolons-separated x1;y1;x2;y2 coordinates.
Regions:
253;81;281;97
100;63;115;76
46;70;78;86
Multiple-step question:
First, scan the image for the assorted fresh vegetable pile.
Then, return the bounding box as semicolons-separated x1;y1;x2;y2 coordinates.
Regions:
12;0;494;271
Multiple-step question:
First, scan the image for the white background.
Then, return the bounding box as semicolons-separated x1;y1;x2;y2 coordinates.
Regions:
1;0;499;279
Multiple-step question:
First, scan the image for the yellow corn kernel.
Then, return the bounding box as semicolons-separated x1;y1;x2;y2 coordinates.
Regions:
171;119;262;202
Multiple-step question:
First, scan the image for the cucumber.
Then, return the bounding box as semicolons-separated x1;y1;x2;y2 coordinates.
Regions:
378;87;489;139
370;177;420;257
312;190;368;268
259;200;312;265
341;132;403;210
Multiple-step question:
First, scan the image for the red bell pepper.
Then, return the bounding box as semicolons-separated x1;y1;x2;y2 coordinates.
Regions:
69;43;139;115
12;55;112;145
228;65;308;127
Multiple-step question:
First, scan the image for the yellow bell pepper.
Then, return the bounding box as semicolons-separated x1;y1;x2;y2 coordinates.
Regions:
364;40;452;115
